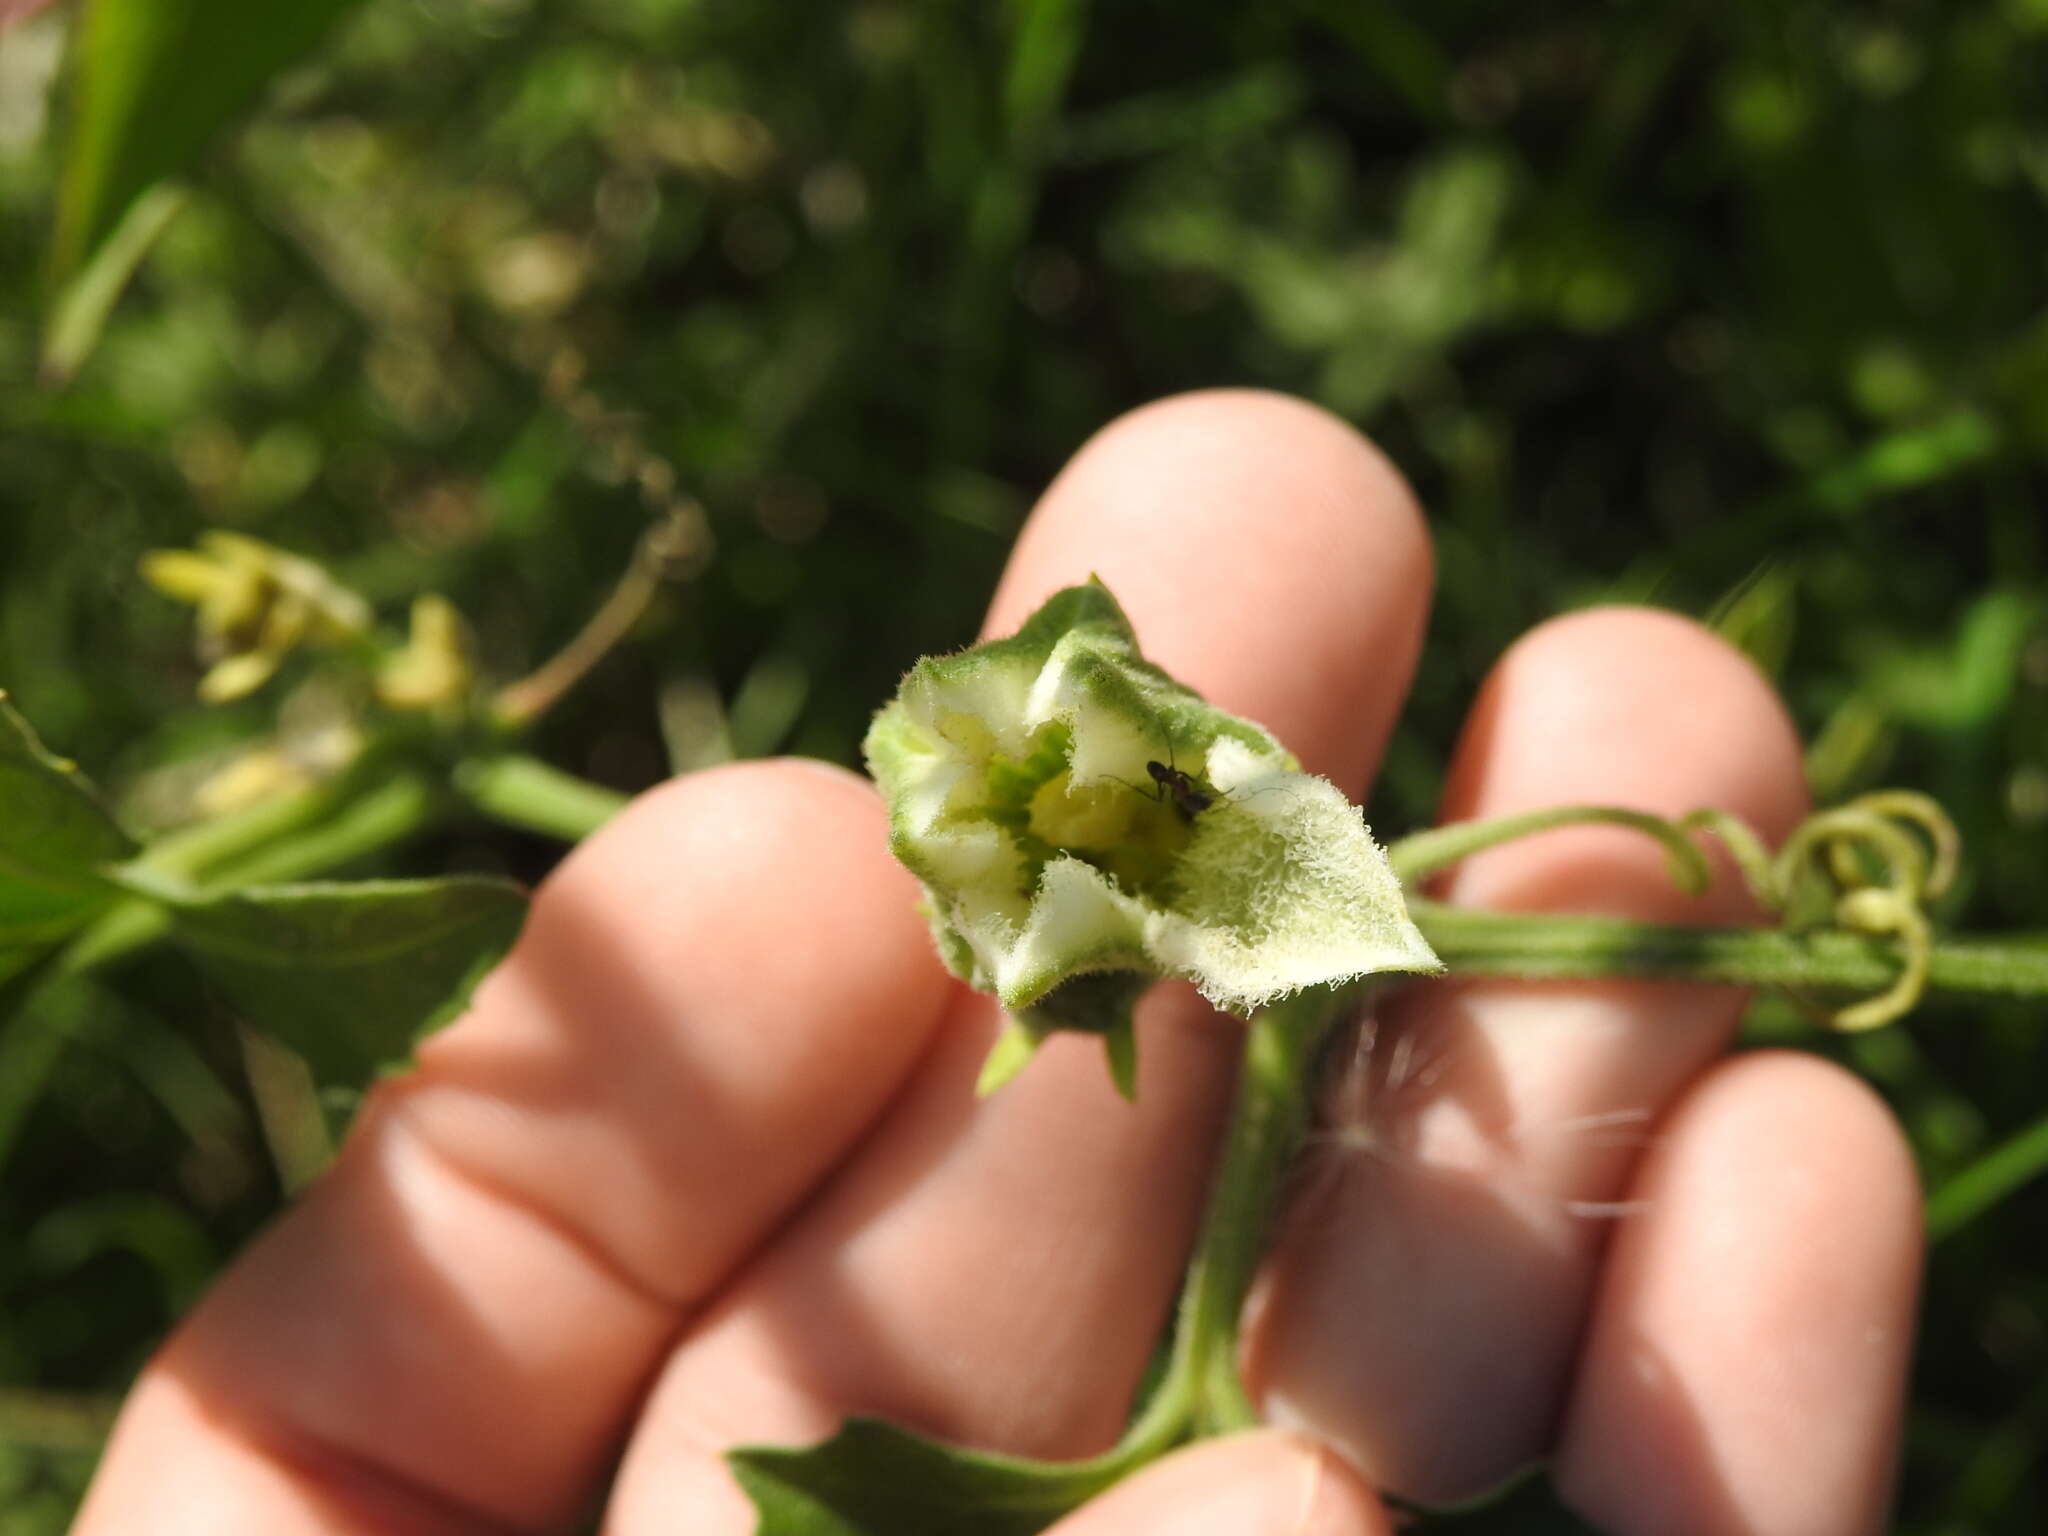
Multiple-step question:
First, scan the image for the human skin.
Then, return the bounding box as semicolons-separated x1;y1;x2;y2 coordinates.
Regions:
72;390;1921;1535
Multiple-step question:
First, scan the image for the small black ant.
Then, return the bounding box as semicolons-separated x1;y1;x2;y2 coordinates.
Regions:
1103;735;1288;825
1145;759;1215;822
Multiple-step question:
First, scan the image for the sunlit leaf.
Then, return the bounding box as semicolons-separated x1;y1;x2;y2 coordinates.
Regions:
48;0;367;319
166;875;526;1088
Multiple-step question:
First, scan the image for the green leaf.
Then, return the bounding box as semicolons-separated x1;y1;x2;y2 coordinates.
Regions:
0;693;134;966
165;876;527;1088
1862;589;2041;731
1926;1105;2048;1244
729;1418;1130;1536
50;0;368;284
39;182;188;385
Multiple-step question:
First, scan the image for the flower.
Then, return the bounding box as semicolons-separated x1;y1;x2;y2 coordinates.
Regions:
376;593;473;714
142;533;371;703
864;579;1438;1089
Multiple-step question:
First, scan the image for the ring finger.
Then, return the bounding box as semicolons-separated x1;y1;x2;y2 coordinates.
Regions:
1243;606;1812;1503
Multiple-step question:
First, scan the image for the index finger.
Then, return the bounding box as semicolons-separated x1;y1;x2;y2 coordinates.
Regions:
74;761;957;1531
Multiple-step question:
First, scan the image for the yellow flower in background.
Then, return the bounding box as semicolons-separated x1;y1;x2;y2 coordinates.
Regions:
375;594;474;713
141;533;372;703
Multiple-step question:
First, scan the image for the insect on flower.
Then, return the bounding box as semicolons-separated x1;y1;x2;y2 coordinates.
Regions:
1145;758;1216;821
1135;737;1293;823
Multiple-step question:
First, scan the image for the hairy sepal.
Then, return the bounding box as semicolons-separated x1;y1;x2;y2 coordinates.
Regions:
865;581;1438;1060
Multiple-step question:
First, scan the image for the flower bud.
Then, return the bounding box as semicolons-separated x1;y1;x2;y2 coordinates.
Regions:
864;580;1437;1085
142;532;371;703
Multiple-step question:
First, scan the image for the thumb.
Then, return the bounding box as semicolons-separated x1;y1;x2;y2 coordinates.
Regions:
1047;1432;1391;1536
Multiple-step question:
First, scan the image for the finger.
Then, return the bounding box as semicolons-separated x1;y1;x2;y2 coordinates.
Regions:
984;388;1431;792
1556;1051;1920;1536
75;762;953;1533
1046;1432;1392;1536
605;389;1434;1530
1245;607;1810;1504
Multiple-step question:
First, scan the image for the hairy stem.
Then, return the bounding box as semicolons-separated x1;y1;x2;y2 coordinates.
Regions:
1119;986;1343;1453
1413;900;2048;998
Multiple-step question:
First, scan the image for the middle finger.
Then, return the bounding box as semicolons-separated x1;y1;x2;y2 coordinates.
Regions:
605;389;1435;1530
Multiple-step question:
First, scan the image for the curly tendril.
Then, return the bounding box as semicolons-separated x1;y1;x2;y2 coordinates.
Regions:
1389;790;1963;1032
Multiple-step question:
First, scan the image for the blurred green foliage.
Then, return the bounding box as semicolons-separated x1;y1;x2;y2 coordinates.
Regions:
2;0;2047;1529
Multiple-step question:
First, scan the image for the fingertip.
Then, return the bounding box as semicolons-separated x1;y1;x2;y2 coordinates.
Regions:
1557;1050;1921;1536
1441;604;1809;924
1292;1437;1397;1536
518;755;910;945
464;755;939;1064
1044;1432;1393;1536
996;388;1431;628
985;388;1434;788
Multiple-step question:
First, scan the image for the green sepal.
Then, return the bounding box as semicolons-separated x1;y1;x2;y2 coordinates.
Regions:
864;580;1440;1080
1102;1020;1139;1102
974;1018;1046;1097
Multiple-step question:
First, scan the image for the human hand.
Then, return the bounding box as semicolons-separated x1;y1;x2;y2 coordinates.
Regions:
73;390;1919;1535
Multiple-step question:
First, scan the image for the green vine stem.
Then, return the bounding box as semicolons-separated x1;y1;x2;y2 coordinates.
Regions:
455;753;630;841
1092;984;1350;1467
1386;790;2027;1030
98;760;2045;1038
447;768;2048;1023
1166;988;1336;1435
1409;901;2048;998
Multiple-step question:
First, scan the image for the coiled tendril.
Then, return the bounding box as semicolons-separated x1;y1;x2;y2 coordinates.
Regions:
1683;790;1958;1030
1389;790;1962;1032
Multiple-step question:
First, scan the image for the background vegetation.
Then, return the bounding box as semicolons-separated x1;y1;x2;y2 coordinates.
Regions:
2;0;2046;1528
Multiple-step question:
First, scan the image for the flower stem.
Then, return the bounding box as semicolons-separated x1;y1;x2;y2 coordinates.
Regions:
1119;985;1349;1455
490;518;700;730
456;752;629;840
